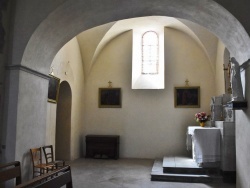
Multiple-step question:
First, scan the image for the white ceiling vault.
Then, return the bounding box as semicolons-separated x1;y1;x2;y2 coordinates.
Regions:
76;16;219;76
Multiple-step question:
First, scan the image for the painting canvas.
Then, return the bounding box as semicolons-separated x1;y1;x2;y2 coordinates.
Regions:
48;75;60;103
99;88;121;108
174;86;200;108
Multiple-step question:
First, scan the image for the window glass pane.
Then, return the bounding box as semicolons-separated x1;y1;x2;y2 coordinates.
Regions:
142;31;159;74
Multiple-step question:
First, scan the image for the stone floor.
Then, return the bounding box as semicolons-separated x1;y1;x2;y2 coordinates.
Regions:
68;158;236;188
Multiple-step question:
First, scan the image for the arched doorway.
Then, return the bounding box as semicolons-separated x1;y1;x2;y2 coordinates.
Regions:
55;81;72;161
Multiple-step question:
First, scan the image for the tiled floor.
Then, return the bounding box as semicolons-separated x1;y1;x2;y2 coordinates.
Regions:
68;158;236;188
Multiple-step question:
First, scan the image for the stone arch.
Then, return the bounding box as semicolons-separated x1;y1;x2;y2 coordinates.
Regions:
21;0;250;76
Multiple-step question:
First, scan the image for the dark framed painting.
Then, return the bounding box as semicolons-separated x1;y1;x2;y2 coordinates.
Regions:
99;88;121;108
48;75;60;103
174;86;200;108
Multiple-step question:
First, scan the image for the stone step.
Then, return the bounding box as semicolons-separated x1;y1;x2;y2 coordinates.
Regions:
163;156;220;175
151;159;223;183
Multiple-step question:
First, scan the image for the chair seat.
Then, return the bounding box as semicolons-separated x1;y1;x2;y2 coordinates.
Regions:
42;145;65;169
54;160;65;165
47;160;65;168
34;163;54;169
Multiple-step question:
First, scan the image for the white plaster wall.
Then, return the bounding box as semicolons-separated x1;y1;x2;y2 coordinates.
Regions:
76;22;115;76
215;40;226;96
83;28;215;158
15;71;48;180
47;37;84;160
236;68;250;188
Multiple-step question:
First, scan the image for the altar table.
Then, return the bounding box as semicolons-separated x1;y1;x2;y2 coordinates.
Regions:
187;126;221;164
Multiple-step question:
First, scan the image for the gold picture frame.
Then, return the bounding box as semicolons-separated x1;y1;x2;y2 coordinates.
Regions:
99;88;121;108
48;75;60;103
174;86;200;108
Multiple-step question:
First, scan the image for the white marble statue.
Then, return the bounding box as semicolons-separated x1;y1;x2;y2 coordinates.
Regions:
230;57;244;101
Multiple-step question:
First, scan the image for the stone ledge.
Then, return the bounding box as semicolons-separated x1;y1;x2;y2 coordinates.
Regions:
227;101;247;110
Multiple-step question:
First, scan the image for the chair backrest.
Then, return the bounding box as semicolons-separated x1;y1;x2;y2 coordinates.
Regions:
30;147;43;166
42;145;54;164
0;161;22;185
16;165;73;188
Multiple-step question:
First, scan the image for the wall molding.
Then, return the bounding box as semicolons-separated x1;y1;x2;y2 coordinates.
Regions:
5;64;50;80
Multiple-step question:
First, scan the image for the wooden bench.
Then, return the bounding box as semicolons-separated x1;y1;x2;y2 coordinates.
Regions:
0;161;22;186
16;165;73;188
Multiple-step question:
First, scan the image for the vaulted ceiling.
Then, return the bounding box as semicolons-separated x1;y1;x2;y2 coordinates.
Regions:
76;16;219;75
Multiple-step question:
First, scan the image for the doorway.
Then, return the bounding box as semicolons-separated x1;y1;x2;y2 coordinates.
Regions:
55;81;72;161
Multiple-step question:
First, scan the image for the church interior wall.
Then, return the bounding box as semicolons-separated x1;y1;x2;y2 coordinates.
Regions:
0;0;13;162
4;70;49;180
235;68;250;188
83;27;216;158
48;37;85;161
1;1;250;187
16;71;49;177
215;40;226;96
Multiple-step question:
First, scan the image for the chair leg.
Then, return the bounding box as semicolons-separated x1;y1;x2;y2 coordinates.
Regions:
41;168;45;176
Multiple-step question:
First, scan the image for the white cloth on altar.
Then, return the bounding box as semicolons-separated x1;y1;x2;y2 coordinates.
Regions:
192;128;221;163
186;131;192;151
186;126;212;151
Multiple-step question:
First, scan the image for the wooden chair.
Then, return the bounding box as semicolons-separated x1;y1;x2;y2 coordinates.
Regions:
16;165;73;188
30;147;55;178
42;145;65;169
0;161;22;186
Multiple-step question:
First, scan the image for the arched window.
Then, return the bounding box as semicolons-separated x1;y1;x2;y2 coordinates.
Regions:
141;31;159;74
132;27;164;89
